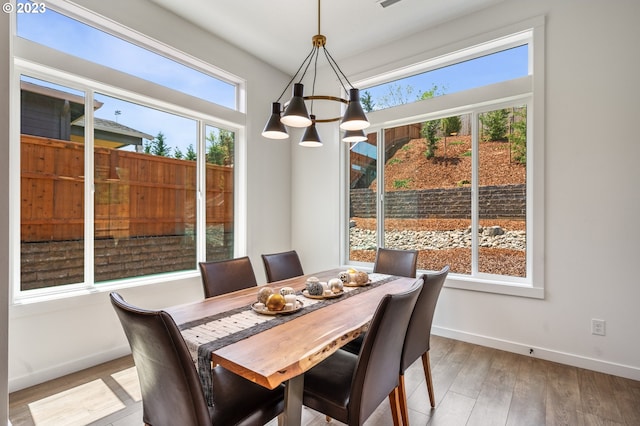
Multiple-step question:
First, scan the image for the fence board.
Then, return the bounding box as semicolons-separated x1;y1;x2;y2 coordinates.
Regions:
21;134;233;242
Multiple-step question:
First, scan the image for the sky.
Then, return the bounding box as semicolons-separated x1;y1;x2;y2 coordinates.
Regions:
16;0;527;155
16;1;233;153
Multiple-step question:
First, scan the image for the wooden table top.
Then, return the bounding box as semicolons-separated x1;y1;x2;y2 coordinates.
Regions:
165;269;418;390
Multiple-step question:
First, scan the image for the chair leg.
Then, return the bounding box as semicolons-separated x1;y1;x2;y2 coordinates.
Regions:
421;351;436;408
398;373;410;426
388;387;402;426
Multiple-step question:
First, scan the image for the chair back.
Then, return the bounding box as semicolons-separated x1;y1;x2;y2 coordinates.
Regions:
401;266;449;372
373;248;418;278
261;250;304;283
349;278;423;423
110;292;211;426
199;256;258;298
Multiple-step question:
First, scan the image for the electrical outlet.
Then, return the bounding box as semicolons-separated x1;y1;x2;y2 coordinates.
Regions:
592;319;606;336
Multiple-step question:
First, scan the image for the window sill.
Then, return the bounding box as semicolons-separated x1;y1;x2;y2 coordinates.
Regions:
444;274;544;299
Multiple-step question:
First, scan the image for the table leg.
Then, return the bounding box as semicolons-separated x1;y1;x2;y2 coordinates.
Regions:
282;374;304;426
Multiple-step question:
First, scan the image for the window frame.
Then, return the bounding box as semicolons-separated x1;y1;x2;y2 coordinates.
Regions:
342;18;545;299
11;5;247;304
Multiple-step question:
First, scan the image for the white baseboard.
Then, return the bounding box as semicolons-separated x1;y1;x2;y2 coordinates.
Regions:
433;326;640;381
8;345;131;393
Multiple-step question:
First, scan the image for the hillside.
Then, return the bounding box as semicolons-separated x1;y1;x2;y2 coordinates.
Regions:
350;134;527;276
372;135;525;191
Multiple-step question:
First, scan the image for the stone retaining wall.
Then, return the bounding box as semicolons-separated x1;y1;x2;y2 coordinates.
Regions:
21;235;232;291
350;184;525;219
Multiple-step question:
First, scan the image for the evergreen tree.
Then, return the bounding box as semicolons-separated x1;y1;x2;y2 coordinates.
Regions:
185;144;197;161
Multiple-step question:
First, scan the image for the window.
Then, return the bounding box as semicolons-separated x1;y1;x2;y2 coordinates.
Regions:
364;45;529;111
347;22;543;297
14;3;242;298
16;0;237;109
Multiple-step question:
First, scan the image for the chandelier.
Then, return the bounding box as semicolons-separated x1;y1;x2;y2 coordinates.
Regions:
262;0;370;146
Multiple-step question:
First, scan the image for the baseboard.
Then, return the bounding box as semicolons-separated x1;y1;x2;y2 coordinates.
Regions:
432;326;640;381
8;345;131;393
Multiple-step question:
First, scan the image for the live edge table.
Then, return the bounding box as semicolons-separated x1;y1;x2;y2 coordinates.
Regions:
165;268;418;426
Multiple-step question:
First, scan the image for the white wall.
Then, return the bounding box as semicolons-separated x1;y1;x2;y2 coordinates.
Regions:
7;0;292;391
1;5;11;422
291;0;640;379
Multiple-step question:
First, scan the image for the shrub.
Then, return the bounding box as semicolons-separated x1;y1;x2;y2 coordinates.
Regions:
393;179;411;189
509;107;527;165
441;115;461;136
479;109;509;141
421;119;440;159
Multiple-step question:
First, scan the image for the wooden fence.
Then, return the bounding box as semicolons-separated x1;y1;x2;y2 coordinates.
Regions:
21;134;233;242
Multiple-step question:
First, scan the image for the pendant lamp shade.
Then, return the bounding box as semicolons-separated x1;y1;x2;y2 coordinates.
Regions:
340;89;370;131
262;102;289;139
262;0;369;146
281;83;312;128
342;129;368;143
299;115;322;147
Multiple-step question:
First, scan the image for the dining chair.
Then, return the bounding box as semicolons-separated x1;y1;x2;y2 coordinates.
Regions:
398;266;449;425
373;247;419;278
301;278;423;426
261;250;304;283
341;247;419;355
198;256;258;298
110;292;284;426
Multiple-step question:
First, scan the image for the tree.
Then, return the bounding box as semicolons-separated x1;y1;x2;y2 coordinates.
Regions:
147;131;171;157
419;84;445;100
479;109;509;141
185;144;197;161
441;115;461;136
421;119;440;159
508;107;527;164
206;129;234;165
173;147;183;159
377;83;417;109
361;90;375;112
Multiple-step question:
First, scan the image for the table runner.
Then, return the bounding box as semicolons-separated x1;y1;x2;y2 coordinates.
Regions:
178;273;397;406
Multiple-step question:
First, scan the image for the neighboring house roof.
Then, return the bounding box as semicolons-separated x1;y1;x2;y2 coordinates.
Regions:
72;117;154;141
20;80;104;110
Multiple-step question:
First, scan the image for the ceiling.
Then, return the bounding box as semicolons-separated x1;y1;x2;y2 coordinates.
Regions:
148;0;504;76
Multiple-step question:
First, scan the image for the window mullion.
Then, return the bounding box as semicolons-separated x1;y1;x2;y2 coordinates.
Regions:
471;110;479;276
84;89;95;288
196;120;206;263
377;128;385;249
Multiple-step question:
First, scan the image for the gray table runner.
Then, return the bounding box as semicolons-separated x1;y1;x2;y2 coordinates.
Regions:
178;273;398;406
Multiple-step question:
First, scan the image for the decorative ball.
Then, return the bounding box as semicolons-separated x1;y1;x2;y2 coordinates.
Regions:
328;278;343;293
339;272;350;284
279;286;296;296
306;280;324;296
257;287;274;304
266;293;286;311
356;271;369;285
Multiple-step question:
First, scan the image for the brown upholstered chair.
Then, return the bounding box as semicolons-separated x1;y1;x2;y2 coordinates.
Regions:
301;279;423;426
341;247;419;355
373;247;419;278
198;256;258;298
398;266;449;424
110;292;284;426
261;250;304;283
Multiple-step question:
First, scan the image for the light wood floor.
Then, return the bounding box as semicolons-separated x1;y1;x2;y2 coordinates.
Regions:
9;336;640;425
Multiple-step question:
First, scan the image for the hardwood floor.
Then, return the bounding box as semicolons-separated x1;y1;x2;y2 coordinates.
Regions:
9;336;640;425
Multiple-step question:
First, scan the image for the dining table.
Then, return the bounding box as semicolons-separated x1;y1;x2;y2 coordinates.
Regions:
165;268;419;426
